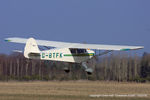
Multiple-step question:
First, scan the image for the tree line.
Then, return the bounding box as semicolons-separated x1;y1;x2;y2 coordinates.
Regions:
0;52;150;82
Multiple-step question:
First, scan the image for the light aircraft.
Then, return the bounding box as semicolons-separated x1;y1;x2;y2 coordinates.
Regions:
5;37;144;74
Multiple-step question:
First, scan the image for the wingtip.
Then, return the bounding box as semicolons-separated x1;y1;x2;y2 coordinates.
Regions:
137;46;144;49
120;46;144;51
4;38;11;42
134;46;144;50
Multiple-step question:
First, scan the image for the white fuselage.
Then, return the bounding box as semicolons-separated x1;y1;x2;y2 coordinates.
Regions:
23;38;95;63
38;48;95;63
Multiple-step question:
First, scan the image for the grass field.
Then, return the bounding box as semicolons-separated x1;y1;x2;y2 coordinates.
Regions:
0;81;149;100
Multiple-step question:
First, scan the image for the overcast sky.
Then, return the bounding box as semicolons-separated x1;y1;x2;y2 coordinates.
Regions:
0;0;149;55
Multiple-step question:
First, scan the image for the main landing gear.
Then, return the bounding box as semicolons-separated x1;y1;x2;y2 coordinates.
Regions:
63;62;93;75
82;62;93;75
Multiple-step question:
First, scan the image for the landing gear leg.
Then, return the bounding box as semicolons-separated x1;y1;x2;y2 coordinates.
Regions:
82;62;93;75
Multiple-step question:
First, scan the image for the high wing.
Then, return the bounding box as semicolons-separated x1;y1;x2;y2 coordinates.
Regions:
5;37;144;51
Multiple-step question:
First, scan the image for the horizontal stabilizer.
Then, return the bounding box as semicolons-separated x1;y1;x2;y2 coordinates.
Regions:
28;53;40;58
13;50;23;53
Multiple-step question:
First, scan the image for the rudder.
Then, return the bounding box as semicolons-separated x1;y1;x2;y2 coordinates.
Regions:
24;38;40;59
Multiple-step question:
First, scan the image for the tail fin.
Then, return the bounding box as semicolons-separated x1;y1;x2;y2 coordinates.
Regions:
24;38;40;59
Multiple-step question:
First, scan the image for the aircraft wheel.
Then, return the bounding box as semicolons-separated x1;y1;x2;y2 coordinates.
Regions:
64;67;70;73
86;71;92;75
85;68;93;75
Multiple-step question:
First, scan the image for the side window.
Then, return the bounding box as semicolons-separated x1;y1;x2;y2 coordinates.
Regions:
77;49;87;54
77;49;82;53
70;49;76;54
70;48;87;54
83;49;86;53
